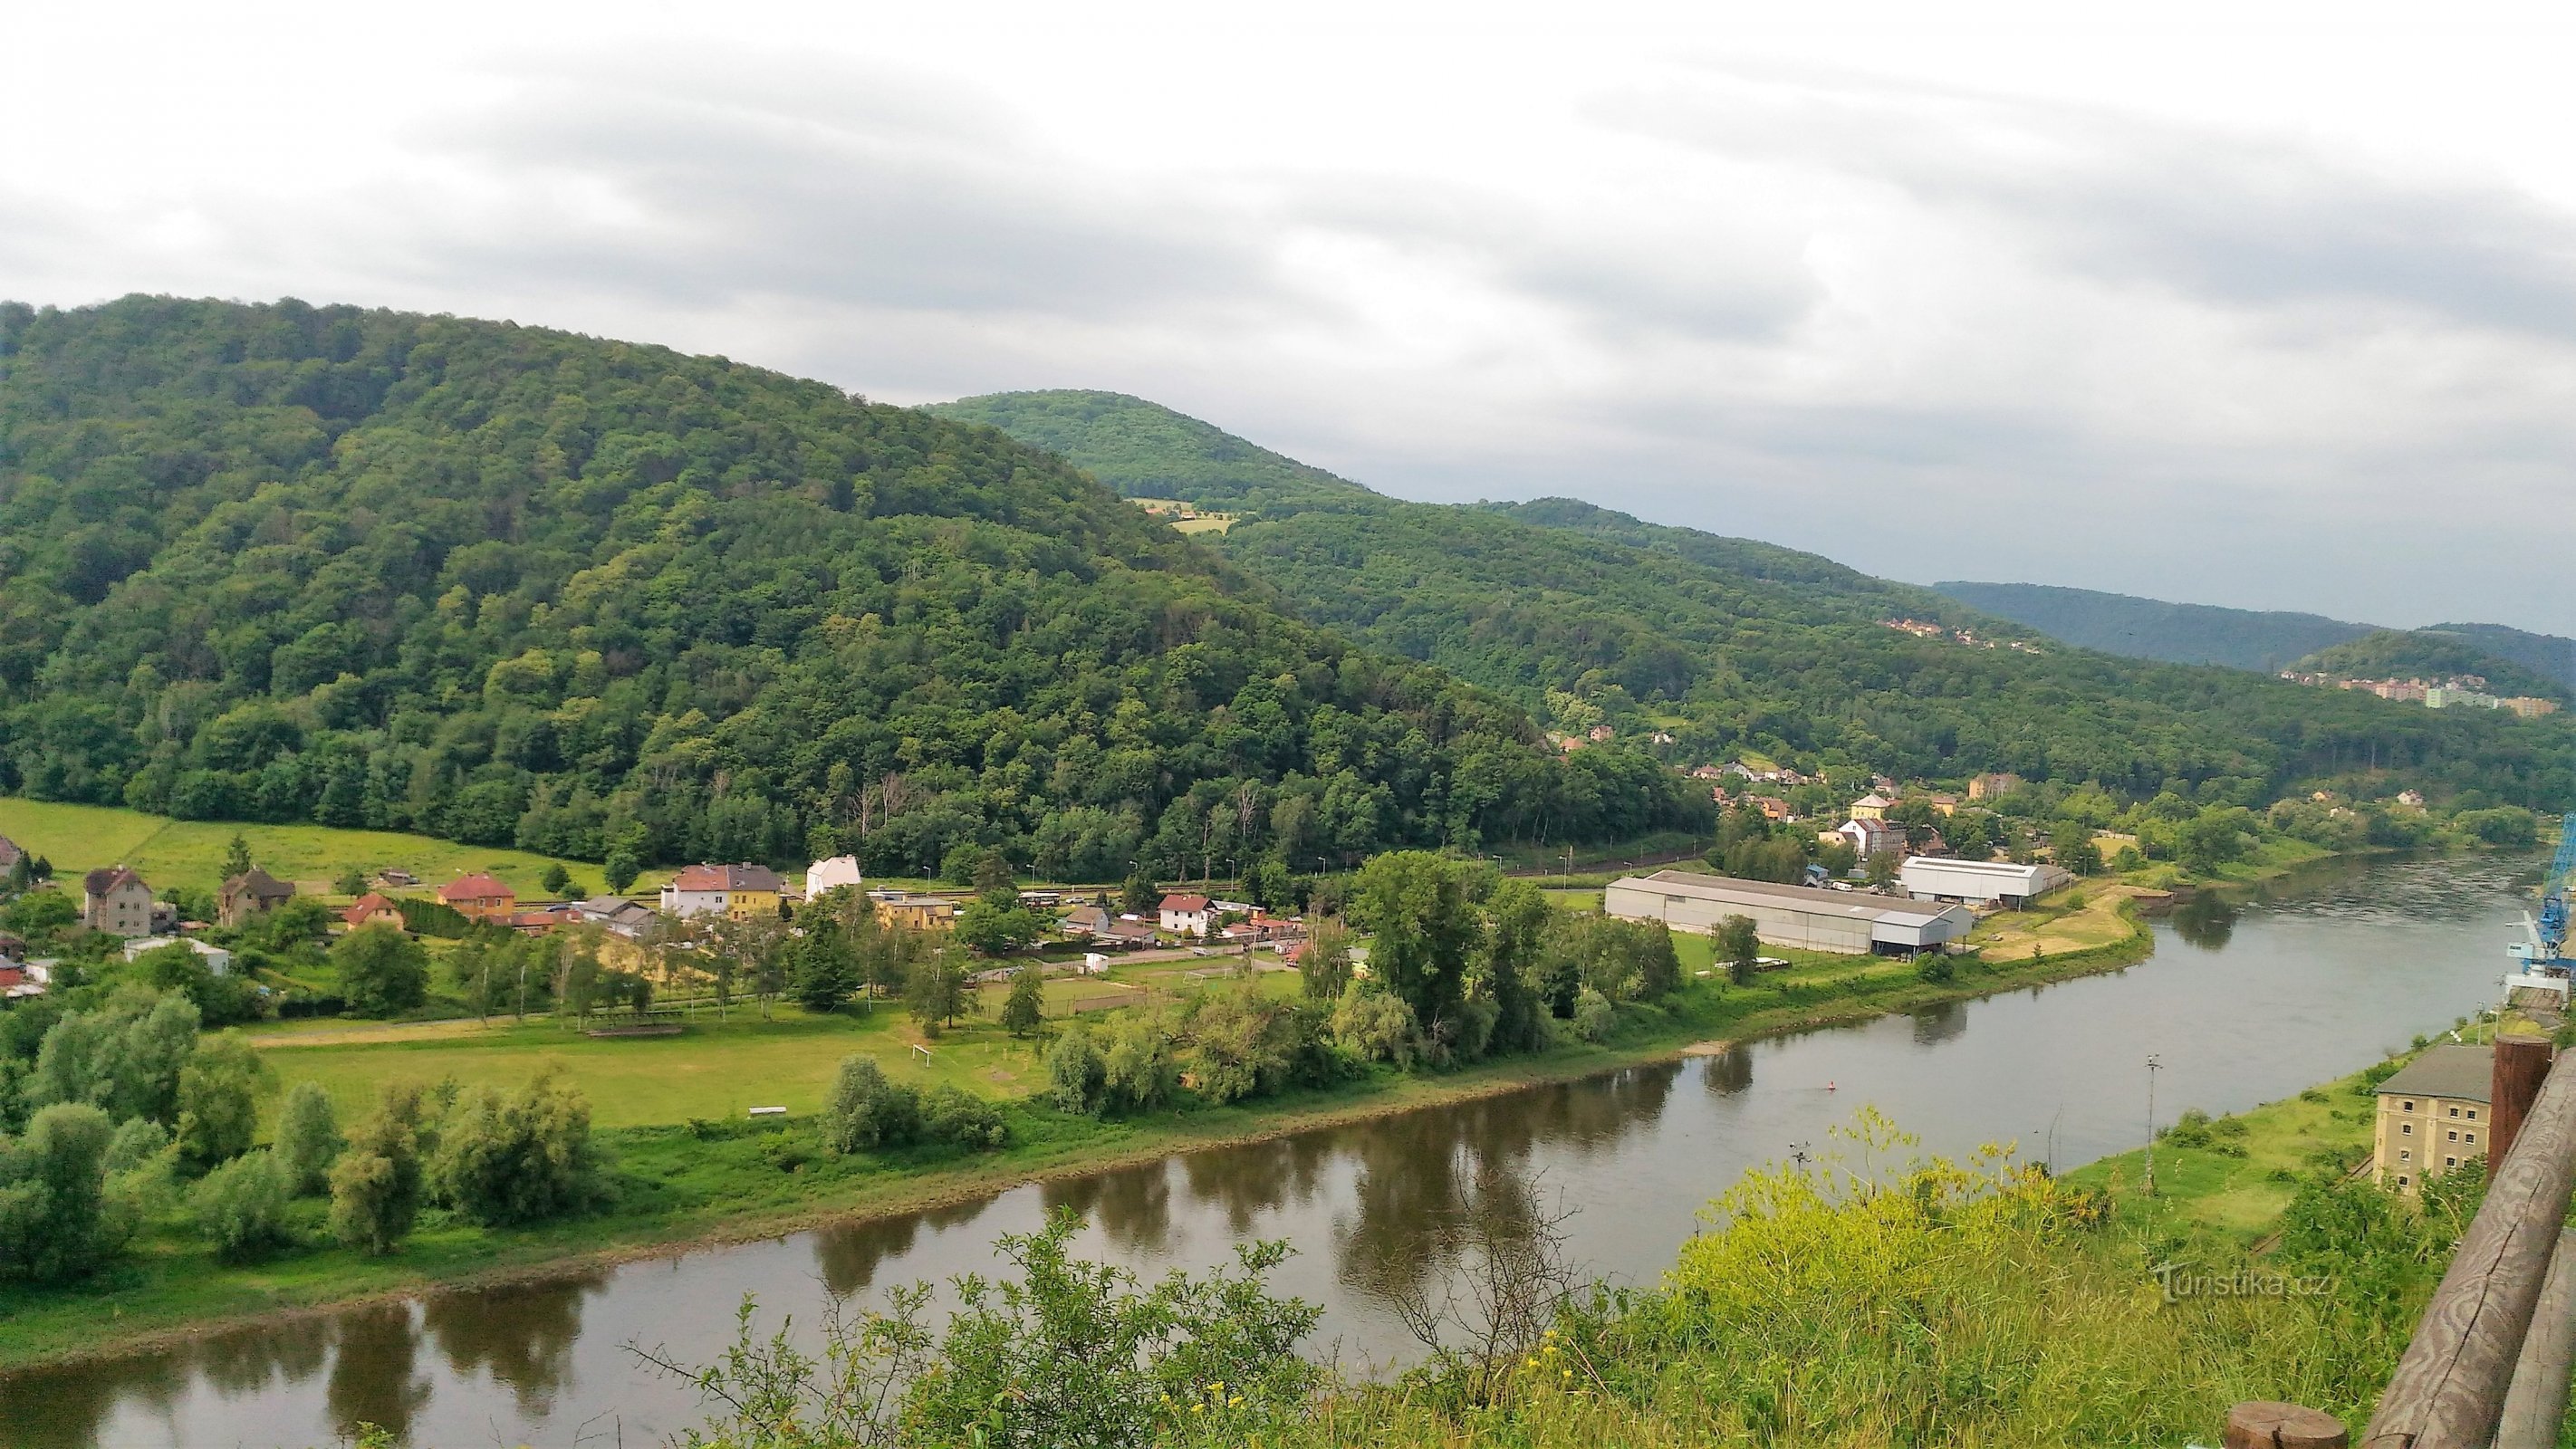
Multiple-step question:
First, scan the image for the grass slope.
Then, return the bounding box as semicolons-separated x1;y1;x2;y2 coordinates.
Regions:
0;797;608;898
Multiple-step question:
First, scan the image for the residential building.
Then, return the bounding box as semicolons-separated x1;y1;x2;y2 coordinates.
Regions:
217;868;295;927
1848;792;1894;821
1060;905;1113;939
1838;819;1904;859
1750;795;1792;821
659;864;785;921
438;873;518;923
805;854;865;898
0;962;45;1000
341;893;405;930
1925;792;1963;817
574;895;662;940
1159;893;1213;937
1604;870;1974;955
2373;1045;2493;1195
83;866;155;937
870;889;958;931
1898;856;2071;908
2396;790;2427;809
2506;696;2562;719
122;936;233;975
1966;772;2023;801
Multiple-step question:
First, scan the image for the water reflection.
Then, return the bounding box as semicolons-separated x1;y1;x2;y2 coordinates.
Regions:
325;1304;430;1444
1701;1044;1754;1096
1044;1160;1177;1255
2172;892;2239;950
424;1270;603;1415
814;1198;997;1298
1910;999;1967;1045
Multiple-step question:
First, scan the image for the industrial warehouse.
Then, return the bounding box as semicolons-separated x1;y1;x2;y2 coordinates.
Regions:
1603;870;1975;955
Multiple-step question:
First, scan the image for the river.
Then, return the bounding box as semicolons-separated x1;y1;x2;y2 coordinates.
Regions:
5;851;2542;1448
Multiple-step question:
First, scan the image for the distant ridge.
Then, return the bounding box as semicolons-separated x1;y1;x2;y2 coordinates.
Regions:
1929;581;2369;672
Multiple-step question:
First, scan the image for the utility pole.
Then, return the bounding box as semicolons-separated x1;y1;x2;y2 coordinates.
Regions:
2143;1053;2163;1195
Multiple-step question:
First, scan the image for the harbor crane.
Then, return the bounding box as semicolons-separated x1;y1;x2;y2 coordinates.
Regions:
2509;811;2576;974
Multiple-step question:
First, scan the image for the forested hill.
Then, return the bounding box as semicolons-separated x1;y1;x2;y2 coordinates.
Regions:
1928;581;2371;671
2292;630;2571;703
941;391;2575;810
0;296;1711;877
1934;581;2576;695
929;390;1366;510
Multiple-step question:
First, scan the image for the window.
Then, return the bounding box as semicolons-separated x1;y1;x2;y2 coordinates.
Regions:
2404;1100;2416;1112
2466;1132;2476;1145
2448;1105;2460;1118
2400;1149;2411;1161
2448;1129;2459;1142
2403;1123;2413;1136
2468;1108;2479;1119
2446;1156;2459;1169
2398;1175;2411;1187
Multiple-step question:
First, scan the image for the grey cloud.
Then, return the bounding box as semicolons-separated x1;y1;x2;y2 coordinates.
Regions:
1600;69;2576;340
400;61;1280;321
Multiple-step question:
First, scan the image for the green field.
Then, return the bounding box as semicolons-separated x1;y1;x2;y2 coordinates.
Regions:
0;797;623;898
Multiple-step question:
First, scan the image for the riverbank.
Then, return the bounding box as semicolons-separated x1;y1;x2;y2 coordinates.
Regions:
0;898;2158;1371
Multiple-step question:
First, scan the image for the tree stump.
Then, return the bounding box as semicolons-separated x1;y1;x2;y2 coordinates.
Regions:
2224;1401;2348;1448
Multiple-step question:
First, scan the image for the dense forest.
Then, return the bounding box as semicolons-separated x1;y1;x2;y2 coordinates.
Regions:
0;298;1710;878
2291;629;2571;702
1929;581;2371;671
1936;580;2576;696
938;392;2576;811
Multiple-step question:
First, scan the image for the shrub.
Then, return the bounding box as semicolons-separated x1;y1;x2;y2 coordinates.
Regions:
329;1082;428;1255
1572;987;1617;1043
1915;953;1956;984
0;1102;128;1281
1331;984;1419;1069
275;1081;344;1195
431;1070;603;1226
332;926;429;1017
1100;1011;1178;1114
190;1149;294;1262
922;1085;1007;1150
2164;1108;2214;1148
1046;1024;1107;1114
102;1117;170;1176
821;1055;921;1153
175;1032;267;1169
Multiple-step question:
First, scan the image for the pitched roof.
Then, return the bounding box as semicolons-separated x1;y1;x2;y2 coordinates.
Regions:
670;863;785;892
1159;893;1211;913
2377;1044;2494;1103
0;835;22;868
438;872;514;902
84;865;146;896
1611;869;1966;926
224;868;294;900
1852;792;1895;809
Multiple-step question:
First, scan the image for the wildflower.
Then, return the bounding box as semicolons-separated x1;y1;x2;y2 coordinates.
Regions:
1229;1396;1244;1407
1192;1402;1205;1414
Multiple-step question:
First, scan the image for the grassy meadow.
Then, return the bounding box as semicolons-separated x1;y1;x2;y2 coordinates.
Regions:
0;797;621;899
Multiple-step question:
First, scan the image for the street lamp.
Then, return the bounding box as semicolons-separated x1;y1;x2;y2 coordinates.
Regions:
2143;1053;2163;1195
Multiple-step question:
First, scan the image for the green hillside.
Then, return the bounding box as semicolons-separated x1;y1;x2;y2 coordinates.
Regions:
2292;629;2570;702
930;389;1364;509
942;392;2575;809
1929;581;2369;671
0;297;1709;878
2423;620;2576;694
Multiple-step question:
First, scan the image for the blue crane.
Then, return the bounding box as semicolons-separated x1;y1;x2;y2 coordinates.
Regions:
2515;812;2576;970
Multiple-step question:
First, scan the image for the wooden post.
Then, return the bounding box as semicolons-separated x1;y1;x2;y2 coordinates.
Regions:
2491;1034;2552;1169
2363;1052;2576;1447
2225;1402;2348;1448
2495;1227;2576;1449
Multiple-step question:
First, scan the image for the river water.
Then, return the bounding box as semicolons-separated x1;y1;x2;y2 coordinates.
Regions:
6;852;2543;1448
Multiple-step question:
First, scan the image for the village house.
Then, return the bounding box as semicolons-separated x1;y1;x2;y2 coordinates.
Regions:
574;895;661;941
0;962;46;1000
1967;772;2024;801
870;889;958;931
1060;904;1112;938
341;893;405;930
1750;795;1792;821
805;854;864;898
1839;818;1905;860
2373;1044;2493;1195
83;866;156;937
1925;792;1963;816
1848;792;1895;821
438;872;518;923
122;935;232;975
217;868;295;927
660;864;785;921
1159;892;1214;937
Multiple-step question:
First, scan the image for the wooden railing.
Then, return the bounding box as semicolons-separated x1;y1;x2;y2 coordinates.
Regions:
2233;1034;2576;1449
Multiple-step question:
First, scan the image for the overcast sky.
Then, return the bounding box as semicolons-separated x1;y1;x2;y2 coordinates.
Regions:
8;1;2575;632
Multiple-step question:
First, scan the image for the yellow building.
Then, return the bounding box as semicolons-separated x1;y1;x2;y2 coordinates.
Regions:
2373;1044;2491;1195
1848;792;1894;820
658;864;784;922
871;891;959;931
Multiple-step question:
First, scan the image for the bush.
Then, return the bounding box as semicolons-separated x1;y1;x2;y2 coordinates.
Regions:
1572;987;1617;1043
1099;1011;1178;1113
329;1081;428;1255
2164;1108;2214;1148
0;1102;128;1282
431;1070;602;1226
174;1032;267;1169
190;1149;294;1262
1915;953;1956;984
922;1085;1007;1150
103;1117;170;1175
1331;984;1419;1069
1046;1024;1107;1114
821;1055;921;1153
275;1080;344;1195
332;926;429;1017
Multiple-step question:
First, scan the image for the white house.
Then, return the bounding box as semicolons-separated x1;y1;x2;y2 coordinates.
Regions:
121;936;232;975
1158;893;1213;937
1898;856;2072;908
805;854;865;898
1838;818;1905;860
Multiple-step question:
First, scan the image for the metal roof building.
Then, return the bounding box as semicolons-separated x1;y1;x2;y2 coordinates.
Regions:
1604;870;1974;955
1898;856;2073;907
